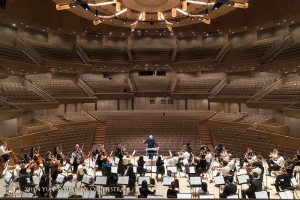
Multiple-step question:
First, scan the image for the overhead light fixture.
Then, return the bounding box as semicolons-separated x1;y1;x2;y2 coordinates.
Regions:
88;2;116;6
228;2;249;9
188;0;215;5
56;4;71;10
115;8;127;16
182;0;188;11
93;19;102;25
141;12;146;21
116;2;121;12
200;17;210;24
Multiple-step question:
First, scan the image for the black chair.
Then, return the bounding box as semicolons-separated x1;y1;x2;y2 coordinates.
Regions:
126;178;136;192
117;162;125;175
137;166;144;176
150;178;156;186
175;179;180;192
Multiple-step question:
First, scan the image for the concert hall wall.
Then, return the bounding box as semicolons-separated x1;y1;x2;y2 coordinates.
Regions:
290;21;300;41
17;28;48;42
257;25;289;40
0;23;17;43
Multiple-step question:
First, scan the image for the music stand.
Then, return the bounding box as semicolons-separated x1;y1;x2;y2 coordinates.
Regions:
162;176;175;186
95;176;108;195
123;195;137;198
117;176;129;195
185;166;196;178
83;190;97;198
199;194;215;199
189;176;202;195
55;174;66;185
81;174;92;186
56;190;70;198
214;176;225;194
237;174;248;194
64;163;71;175
227;194;239;199
111;166;118;174
5;172;12;197
177;193;192;199
101;195;116;198
147;195;163;198
21;192;34;198
137;176;151;186
166;166;177;177
114;157;120;165
255;190;268;199
279;191;293;199
133;166;137;174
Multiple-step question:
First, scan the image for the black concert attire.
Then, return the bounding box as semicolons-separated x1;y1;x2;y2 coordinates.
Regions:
116;145;123;160
198;158;207;176
139;187;155;198
144;138;158;159
39;176;49;198
19;167;35;191
274;173;291;192
219;183;237;198
137;159;146;176
52;169;62;184
167;188;179;198
241;178;262;199
240;151;252;167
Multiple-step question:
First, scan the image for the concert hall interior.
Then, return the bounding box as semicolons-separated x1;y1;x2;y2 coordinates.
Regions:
1;0;300;199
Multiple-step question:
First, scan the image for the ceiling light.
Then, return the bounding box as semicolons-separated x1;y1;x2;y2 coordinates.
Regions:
56;4;71;10
115;8;127;16
93;19;102;25
172;8;177;17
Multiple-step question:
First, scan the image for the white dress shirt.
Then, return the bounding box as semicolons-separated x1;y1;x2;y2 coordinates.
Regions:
168;157;179;166
77;164;86;175
275;156;285;167
220;166;231;177
205;153;212;163
0;145;7;155
122;155;132;165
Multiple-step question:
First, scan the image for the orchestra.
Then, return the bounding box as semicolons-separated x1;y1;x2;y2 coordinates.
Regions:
0;139;299;199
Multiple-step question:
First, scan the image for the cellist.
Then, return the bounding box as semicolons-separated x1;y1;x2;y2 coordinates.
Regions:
0;142;11;162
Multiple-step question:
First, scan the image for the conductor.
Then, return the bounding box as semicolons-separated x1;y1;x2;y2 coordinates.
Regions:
143;135;159;160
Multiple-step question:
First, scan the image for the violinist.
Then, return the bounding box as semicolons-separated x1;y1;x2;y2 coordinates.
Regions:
267;152;285;176
215;161;231;179
19;162;36;191
53;146;63;165
139;180;156;198
96;153;104;170
155;156;165;177
102;158;112;169
167;154;179;166
94;144;102;158
116;143;124;160
266;147;278;167
31;146;42;165
245;162;262;181
122;151;132;169
292;150;300;167
76;162;87;187
44;151;57;175
239;147;252;167
0;142;11;162
52;164;62;184
177;146;190;166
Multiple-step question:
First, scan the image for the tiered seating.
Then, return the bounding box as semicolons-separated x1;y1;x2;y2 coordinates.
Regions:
89;110;217;154
221;37;282;63
35;112;95;124
83;78;125;93
176;44;223;61
209;123;297;158
13;123;96;156
260;81;300;102
0;40;34;63
212;112;272;124
218;77;276;96
271;41;300;62
82;45;126;61
30;78;87;97
134;76;170;91
0;83;46;103
0;98;20;111
179;77;221;92
131;44;173;60
24;39;83;63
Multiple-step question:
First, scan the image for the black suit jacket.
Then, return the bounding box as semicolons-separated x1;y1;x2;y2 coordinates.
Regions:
144;138;158;148
223;183;237;197
246;179;262;198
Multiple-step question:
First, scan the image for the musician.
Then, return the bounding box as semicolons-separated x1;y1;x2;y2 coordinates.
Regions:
156;156;165;177
137;155;146;176
205;149;212;169
227;155;235;172
71;148;80;174
197;154;207;176
241;172;262;199
122;151;132;169
0;142;11;162
266;147;278;166
167;181;178;198
247;162;262;180
53;146;64;165
272;168;292;193
19;163;36;192
143;135;158;160
94;144;102;157
178;148;190;166
76;162;87;187
200;143;208;151
102;158;112;169
44;151;52;162
31;146;42;165
219;176;237;198
52;164;62;184
126;166;136;191
96;154;104;170
86;178;99;198
39;175;49;197
167;154;179;166
139;180;156;198
198;182;209;195
116;143;124;160
292;150;300;167
267;152;285;176
239;147;252;167
62;174;76;197
215;144;223;159
216;161;231;179
109;174;123;198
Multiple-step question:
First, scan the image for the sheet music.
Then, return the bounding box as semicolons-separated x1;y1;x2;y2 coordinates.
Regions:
190;176;202;186
255;191;268;199
111;166;118;173
90;161;96;169
237;174;248;185
199;194;215;199
57;190;70;198
138;176;150;185
21;192;34;198
177;193;192;199
186;166;195;174
133;166;137;173
144;165;157;173
56;174;65;183
95;176;107;185
182;159;188;165
5;172;12;184
109;150;113;157
291;177;298;185
227;194;239;199
101;195;116;198
64;163;71;171
279;191;293;199
143;156;149;162
214;176;225;185
117;176;129;185
83;191;96;198
82;174;92;184
123;196;138;198
147;195;163;198
167;166;177;173
114;157;120;165
162;176;175;186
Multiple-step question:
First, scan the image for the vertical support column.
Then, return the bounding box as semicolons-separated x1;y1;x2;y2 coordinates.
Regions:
185;98;187;110
238;103;241;112
95;102;97;111
132;99;134;110
64;103;67;113
208;102;211;110
117;99;120;110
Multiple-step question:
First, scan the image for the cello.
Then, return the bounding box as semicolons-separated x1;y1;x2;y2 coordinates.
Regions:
0;140;18;166
34;146;43;165
80;143;87;160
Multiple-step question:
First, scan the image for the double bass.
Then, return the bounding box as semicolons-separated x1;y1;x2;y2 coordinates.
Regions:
0;140;18;166
34;146;43;165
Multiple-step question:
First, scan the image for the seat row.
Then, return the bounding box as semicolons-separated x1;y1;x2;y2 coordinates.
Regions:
178;77;221;92
176;44;223;61
211;112;272;124
82;45;126;61
260;81;300;101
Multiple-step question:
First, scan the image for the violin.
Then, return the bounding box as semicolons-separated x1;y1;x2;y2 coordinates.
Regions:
34;146;43;164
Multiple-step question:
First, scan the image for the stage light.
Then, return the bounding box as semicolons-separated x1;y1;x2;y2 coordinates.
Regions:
56;4;70;10
93;19;102;25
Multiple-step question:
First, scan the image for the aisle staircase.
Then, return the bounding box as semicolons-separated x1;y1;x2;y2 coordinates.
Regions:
199;121;213;150
92;121;106;150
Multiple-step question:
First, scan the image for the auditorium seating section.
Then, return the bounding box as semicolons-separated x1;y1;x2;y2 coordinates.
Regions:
131;44;173;60
260;81;300;101
211;112;272;124
271;40;300;62
0;40;34;64
178;77;221;92
209;122;297;158
34;112;95;124
134;76;170;91
220;37;282;63
176;44;223;62
218;77;277;96
82;45;127;61
0;98;20;111
0;83;46;103
89;110;217;154
24;39;83;63
29;78;87;97
83;78;125;93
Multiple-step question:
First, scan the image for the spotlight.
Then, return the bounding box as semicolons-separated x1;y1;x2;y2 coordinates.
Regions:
205;9;208;15
191;17;194;20
176;20;180;24
94;10;98;16
123;20;127;24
